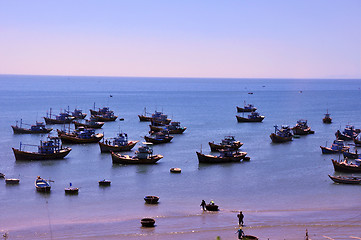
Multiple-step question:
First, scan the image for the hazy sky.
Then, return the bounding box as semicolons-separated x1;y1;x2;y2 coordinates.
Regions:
0;0;360;78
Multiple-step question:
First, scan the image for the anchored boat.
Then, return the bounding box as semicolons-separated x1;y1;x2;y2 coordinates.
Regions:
57;127;103;144
99;132;138;153
236;112;265;122
292;119;314;135
270;125;293;143
11;119;52;134
111;142;163;164
335;125;360;141
236;102;257;112
320;140;349;154
209;136;243;151
43;108;75;124
35;176;51;192
196;149;247;163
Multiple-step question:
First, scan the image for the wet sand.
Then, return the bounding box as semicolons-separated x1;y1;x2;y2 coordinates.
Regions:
5;207;361;239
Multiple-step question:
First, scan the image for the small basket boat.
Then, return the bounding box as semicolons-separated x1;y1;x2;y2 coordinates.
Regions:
141;218;155;227
144;195;159;204
170;168;181;173
205;204;219;211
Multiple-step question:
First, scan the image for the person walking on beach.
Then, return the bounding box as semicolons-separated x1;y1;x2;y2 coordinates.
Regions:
237;211;244;226
235;227;244;239
200;200;206;211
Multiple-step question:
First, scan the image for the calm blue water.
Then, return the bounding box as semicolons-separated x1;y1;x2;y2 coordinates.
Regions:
1;75;361;239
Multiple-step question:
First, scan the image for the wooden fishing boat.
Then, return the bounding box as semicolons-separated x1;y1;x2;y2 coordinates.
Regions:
43;109;75;124
236;102;257;112
11;120;52;134
144;195;159;204
209;136;243;151
236;112;265;122
170;168;181;173
335;125;360;141
57;128;103;144
343;149;360;159
141;218;155;227
99;133;138;153
64;183;79;194
354;137;361;146
90;106;113;116
197;149;247;163
69;108;87;119
138;107;152;121
323;110;332;124
74;119;104;129
328;174;361;184
144;131;173;144
292;119;313;135
150;111;171;126
320;140;349;154
12;137;71;161
35;176;51;192
270;125;293;143
112;142;163;164
332;159;361;173
5;178;20;184
205;204;219;211
98;179;111;186
90;113;117;122
149;121;187;134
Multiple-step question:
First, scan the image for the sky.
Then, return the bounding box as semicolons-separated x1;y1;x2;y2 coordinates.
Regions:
0;0;360;79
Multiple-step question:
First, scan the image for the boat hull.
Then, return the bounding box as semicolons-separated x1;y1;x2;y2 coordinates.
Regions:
91;115;117;122
58;132;104;144
205;204;219;211
292;127;312;135
65;188;79;194
236;115;264;122
43;117;74;124
328;174;361;184
270;133;293;143
332;159;361;173
208;141;243;151
144;135;173;144
320;146;345;154
196;151;247;163
138;115;152;122
74;121;104;129
99;141;138;153
343;151;360;159
111;152;163;164
11;126;52;134
236;106;256;112
12;147;71;161
323;118;332;124
149;125;186;134
36;186;51;192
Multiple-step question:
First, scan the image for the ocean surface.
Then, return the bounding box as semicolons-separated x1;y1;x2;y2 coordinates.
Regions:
1;75;361;239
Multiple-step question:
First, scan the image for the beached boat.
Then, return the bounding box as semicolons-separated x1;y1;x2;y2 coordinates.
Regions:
236;112;265;122
332;158;361;173
11;120;52;134
73;119;104;129
205;204;219;211
150;111;171;126
141;218;156;227
111;142;163;164
144;195;159;204
69;108;87;119
292;119;314;135
323;110;332;124
43;109;75;124
138;107;152;121
196;149;248;163
98;179;111;186
99;133;138;153
209;136;243;151
57;127;103;144
236;102;257;112
335;125;360;141
35;176;51;192
328;174;361;184
144;131;173;144
149;121;187;134
320;140;349;154
242;236;259;240
270;125;293;143
65;183;79;194
12;137;71;161
5;178;20;184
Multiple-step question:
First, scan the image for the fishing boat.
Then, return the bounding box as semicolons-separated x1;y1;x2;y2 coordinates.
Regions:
65;183;79;194
144;131;173;144
0;173;5;178
111;142;163;164
323;110;332;124
138;107;152;121
320;140;349;154
343;149;360;159
5;178;20;184
99;133;138;153
90;112;118;122
328;174;361;184
35;176;51;192
292;119;314;135
335;125;360;141
144;196;159;204
57;127;103;144
236;112;265;122
236;102;257;112
98;179;111;186
332;158;361;173
11;120;52;134
12;137;72;161
141;218;156;227
209;136;243;151
149;121;187;134
270;125;293;143
90;106;113;116
170;168;181;173
150;111;171;126
196;149;247;163
69;108;87;119
73;119;105;129
354;136;361;146
43;109;75;124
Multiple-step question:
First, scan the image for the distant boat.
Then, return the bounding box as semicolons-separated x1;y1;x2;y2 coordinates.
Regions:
98;179;111;186
111;142;163;164
144;131;173;144
0;173;5;178
320;140;349;154
150;111;171;126
68;108;87;119
141;218;156;227
149;121;187;134
236;102;257;112
292;119;314;135
35;176;51;192
209;136;243;151
323;110;332;124
270;125;293;143
43;108;75;124
57;127;103;144
144;195;159;204
99;132;138;153
236;112;265;122
196;149;248;163
335;125;360;141
90;106;118;121
90;106;113;116
65;182;79;194
5;178;20;184
354;136;361;146
11;119;52;134
170;167;181;173
332;158;361;173
138;107;152;122
328;174;361;184
73;119;104;129
12;137;71;161
343;149;360;159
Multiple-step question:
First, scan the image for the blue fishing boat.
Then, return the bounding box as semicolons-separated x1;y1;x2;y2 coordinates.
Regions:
149;121;187;134
196;148;248;163
292;119;314;135
57;127;103;144
43;108;75;124
11;119;52;134
144;131;173;144
270;125;293;143
343;149;360;159
150;111;171;126
35;176;51;192
335;125;360;141
69;108;87;119
236;101;257;112
236;112;265;122
320;140;350;154
99;132;139;152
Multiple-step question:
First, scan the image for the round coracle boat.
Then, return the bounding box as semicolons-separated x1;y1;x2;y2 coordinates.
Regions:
141;218;155;227
144;195;159;204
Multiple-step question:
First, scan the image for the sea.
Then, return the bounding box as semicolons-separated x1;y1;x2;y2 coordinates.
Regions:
1;75;361;240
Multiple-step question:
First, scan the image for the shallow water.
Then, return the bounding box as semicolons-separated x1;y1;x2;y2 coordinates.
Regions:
1;75;361;239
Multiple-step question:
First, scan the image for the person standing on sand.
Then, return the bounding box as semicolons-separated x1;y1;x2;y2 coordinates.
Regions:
235;227;244;239
237;211;244;226
200;200;206;211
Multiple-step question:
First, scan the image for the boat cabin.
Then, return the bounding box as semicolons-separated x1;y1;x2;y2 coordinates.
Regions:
248;112;261;119
136;142;154;159
221;136;237;145
75;127;95;139
330;140;347;151
219;149;236;157
30;122;46;131
38;138;61;154
113;133;128;146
